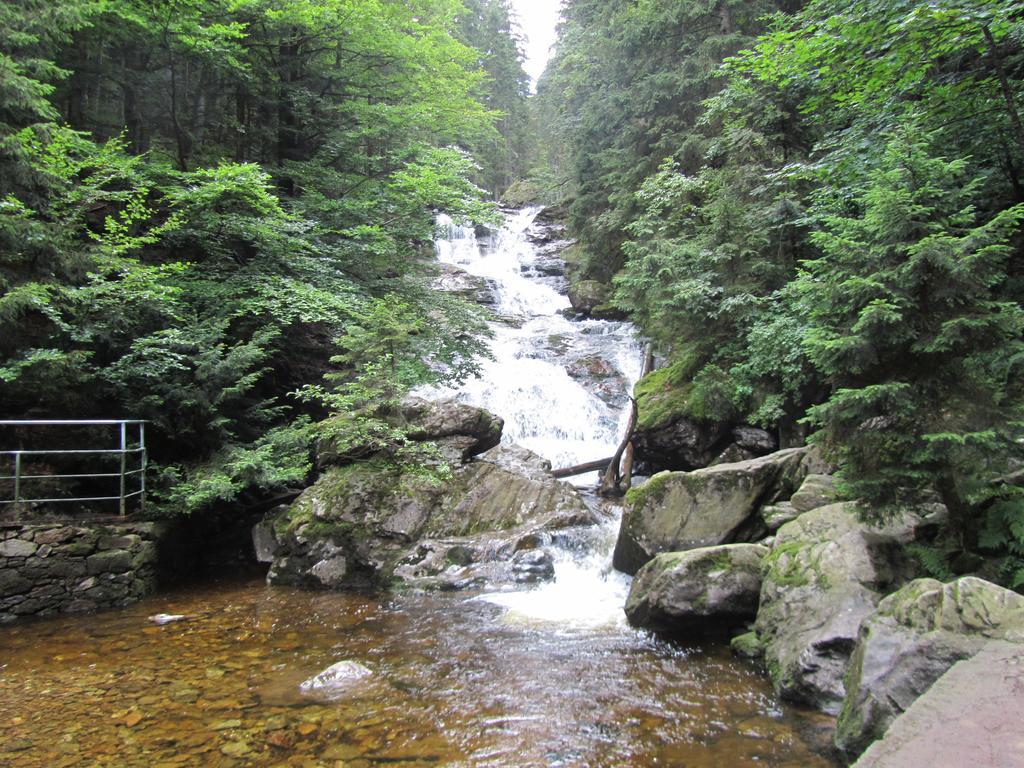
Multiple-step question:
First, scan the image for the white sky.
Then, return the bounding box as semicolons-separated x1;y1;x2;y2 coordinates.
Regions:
508;0;562;90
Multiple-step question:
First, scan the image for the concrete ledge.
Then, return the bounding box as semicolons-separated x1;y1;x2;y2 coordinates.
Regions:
853;641;1024;768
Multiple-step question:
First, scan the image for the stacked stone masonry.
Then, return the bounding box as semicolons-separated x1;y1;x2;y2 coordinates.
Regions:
0;522;163;622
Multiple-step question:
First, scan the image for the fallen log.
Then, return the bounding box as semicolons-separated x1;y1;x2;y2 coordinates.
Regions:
551;457;614;479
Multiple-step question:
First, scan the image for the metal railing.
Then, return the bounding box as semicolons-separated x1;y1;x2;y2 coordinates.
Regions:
0;420;147;516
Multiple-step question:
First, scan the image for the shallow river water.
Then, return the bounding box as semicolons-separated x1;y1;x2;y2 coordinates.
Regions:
0;574;837;768
0;209;838;767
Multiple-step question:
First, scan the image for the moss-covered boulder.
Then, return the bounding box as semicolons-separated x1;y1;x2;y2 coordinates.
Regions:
625;544;768;634
430;444;592;537
836;576;1024;758
755;503;934;713
612;447;808;575
316;397;503;467
265;461;443;589
789;474;839;514
261;444;592;590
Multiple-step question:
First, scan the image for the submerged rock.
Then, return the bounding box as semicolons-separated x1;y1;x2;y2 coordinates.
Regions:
756;502;935;713
299;660;372;695
836;576;1024;757
625;544;768;634
612;448;808;575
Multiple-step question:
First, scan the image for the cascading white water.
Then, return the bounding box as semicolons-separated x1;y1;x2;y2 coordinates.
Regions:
432;208;642;627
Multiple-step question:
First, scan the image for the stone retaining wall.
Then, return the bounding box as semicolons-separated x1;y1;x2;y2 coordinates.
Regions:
0;521;167;621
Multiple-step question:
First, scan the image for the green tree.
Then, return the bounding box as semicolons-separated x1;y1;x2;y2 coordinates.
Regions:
800;130;1024;536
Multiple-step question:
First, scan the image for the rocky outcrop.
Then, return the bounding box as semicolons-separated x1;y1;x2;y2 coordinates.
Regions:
430;262;498;306
0;522;166;621
317;397;503;467
612;447;808;575
850;642;1024;768
566;279;624;320
755;503;940;713
625;544;768;634
789;474;839;514
399;397;504;462
836;576;1024;757
633;416;730;472
759;472;840;532
260;443;593;591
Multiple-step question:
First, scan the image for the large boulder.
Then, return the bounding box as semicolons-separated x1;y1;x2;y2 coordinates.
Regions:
428;444;594;537
625;544;768;634
317;398;503;467
755;503;937;713
836;576;1024;757
260;444;593;590
612;447;808;575
399;397;503;461
430;263;498;306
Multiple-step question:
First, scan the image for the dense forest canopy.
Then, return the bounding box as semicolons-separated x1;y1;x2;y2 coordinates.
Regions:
0;0;530;514
537;0;1024;586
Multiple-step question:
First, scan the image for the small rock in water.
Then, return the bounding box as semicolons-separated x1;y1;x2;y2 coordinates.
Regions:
299;660;372;695
149;613;187;625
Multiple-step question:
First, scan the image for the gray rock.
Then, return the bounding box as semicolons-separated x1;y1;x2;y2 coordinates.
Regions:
756;503;927;713
837;577;1024;757
263;443;592;590
0;539;37;558
850;642;1024;768
732;426;778;455
86;549;133;575
613;448;808;575
789;474;840;514
710;443;757;466
625;544;768;634
98;534;141;551
309;555;349;588
251;521;277;564
567;279;610;314
400;397;504;455
33;527;75;546
0;570;32;598
633;416;731;472
430;263;498;306
299;660;372;696
760;501;800;533
510;549;555;583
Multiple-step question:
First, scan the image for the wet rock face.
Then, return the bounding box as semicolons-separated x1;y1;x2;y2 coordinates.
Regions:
260;444;594;591
632;417;731;473
755;503;937;714
399;397;504;459
625;544;768;635
612;448;808;575
317;398;504;468
430;262;498;306
0;522;166;622
836;576;1024;758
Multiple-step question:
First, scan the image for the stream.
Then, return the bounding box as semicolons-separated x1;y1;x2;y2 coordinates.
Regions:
0;208;838;768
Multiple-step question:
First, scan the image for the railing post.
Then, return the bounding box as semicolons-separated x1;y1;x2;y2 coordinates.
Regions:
139;422;147;513
13;452;21;503
119;421;127;516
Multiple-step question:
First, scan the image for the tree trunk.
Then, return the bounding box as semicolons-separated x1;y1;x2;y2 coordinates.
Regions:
983;25;1024;157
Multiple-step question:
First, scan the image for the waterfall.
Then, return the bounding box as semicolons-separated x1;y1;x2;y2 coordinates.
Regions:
432;208;642;627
